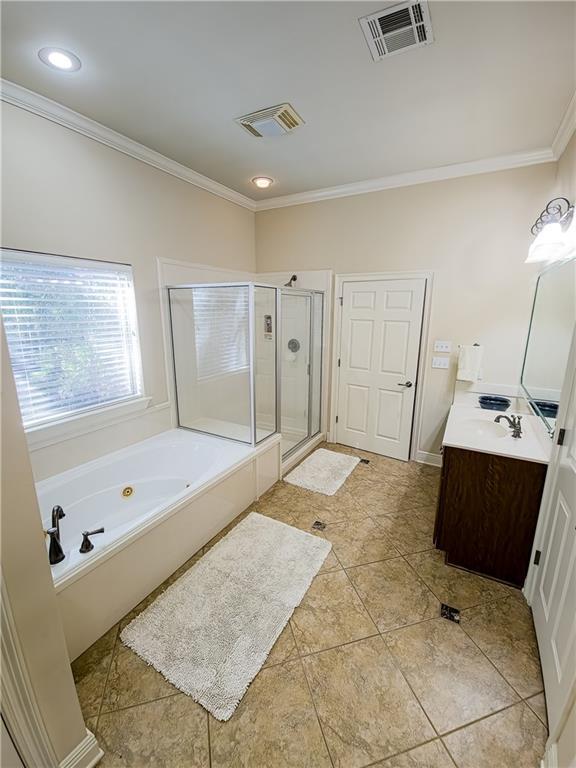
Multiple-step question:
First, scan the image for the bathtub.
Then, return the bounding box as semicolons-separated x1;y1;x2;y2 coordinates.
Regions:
37;429;281;659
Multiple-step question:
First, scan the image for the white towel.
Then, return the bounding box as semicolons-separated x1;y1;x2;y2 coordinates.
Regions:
457;345;483;382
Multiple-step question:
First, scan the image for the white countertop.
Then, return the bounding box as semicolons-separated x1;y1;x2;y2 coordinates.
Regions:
442;404;552;465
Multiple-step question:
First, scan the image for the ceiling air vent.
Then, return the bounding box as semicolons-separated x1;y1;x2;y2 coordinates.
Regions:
236;103;304;138
359;1;434;61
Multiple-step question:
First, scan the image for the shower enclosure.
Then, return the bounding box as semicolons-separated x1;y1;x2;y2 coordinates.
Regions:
280;289;323;458
167;282;323;457
168;283;279;445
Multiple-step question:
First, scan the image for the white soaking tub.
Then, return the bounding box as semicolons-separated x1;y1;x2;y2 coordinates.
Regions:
37;429;281;660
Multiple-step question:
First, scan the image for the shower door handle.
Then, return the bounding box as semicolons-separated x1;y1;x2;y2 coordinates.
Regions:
397;381;413;388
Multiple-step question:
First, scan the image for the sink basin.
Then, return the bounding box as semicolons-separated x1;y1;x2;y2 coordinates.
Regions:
460;419;509;439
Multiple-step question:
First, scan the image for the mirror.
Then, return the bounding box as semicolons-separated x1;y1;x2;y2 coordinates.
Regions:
521;258;576;434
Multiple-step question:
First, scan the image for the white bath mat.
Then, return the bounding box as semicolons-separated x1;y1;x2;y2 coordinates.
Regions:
284;448;360;495
120;512;331;721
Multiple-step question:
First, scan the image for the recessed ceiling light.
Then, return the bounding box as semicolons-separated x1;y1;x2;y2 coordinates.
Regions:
38;47;82;72
252;177;274;189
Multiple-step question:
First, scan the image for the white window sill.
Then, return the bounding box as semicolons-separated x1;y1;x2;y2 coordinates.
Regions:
25;396;153;451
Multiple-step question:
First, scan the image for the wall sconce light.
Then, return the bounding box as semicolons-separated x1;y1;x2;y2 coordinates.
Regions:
526;197;575;264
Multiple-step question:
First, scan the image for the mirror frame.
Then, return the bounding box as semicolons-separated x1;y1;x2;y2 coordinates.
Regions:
520;257;575;436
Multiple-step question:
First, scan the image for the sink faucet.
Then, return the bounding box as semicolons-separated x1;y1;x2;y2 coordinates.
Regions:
494;414;522;438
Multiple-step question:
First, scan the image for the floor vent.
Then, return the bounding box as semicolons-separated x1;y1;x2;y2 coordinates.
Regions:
236;103;304;138
441;603;461;624
359;1;434;61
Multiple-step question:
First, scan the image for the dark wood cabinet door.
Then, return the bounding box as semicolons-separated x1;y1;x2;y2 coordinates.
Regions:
437;447;547;586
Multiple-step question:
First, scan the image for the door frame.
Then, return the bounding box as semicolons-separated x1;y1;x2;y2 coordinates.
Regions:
329;271;434;461
524;327;576;605
523;327;576;763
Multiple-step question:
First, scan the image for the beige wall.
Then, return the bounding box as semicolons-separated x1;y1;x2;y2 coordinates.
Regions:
1;103;255;477
1;327;89;763
256;162;560;456
554;132;576;201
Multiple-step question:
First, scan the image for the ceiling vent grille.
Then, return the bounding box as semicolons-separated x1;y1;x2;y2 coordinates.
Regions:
236;103;304;138
359;2;434;61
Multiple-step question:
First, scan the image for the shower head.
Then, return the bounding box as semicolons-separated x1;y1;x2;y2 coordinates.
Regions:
284;274;297;287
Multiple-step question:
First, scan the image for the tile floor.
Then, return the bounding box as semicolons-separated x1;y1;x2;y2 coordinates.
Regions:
73;442;548;768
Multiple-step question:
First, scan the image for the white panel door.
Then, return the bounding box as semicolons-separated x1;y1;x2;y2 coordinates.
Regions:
336;278;425;460
533;363;576;734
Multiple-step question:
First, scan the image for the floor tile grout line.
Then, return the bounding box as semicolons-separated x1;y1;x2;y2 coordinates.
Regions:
94;623;121;728
293;631;382;661
396;554;532;703
399;551;517;614
297;656;336;768
439;735;460;768
339;566;380;633
358;735;448;768
438;699;532;739
445;592;542;701
336;563;442;741
98;689;183;718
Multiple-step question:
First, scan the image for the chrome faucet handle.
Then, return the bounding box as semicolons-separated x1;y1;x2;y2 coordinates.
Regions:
79;527;105;554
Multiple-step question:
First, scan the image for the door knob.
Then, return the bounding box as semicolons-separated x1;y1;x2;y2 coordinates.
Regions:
398;381;413;388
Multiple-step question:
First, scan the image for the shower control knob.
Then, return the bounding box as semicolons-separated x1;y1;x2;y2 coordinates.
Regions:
398;381;413;388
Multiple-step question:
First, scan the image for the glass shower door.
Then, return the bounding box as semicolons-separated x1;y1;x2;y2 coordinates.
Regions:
281;293;311;457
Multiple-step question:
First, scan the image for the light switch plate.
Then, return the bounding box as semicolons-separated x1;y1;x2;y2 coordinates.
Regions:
432;356;450;369
434;340;452;353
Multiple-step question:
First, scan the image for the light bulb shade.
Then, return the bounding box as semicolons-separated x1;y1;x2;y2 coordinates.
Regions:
559;210;576;261
251;176;274;189
526;222;566;263
38;47;82;71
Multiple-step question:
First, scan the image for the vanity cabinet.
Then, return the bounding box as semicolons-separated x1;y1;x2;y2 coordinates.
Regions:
434;446;547;587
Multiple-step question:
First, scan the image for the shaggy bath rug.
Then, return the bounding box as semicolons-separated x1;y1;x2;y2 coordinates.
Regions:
120;512;331;720
284;448;360;495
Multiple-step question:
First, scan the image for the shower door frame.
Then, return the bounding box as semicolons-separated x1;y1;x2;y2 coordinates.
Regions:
167;282;281;448
280;288;324;459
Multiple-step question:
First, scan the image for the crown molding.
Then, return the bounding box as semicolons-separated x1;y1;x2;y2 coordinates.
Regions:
2;79;571;214
0;79;257;211
551;91;576;160
253;147;555;210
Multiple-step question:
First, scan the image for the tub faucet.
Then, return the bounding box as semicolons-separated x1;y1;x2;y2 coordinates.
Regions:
47;528;65;565
51;505;65;538
47;506;66;565
494;414;522;438
79;527;105;553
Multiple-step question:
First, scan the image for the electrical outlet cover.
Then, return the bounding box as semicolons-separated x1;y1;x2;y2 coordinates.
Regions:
434;340;452;353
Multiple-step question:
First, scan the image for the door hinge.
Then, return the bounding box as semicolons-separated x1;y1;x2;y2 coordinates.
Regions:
337;358;341;367
339;296;343;306
307;362;311;375
534;550;541;566
335;415;339;424
557;428;566;446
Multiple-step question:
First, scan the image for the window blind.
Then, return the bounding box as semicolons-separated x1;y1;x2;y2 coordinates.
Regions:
0;250;142;427
191;287;249;380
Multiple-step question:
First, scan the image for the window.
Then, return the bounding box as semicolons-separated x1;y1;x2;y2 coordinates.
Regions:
190;286;249;380
0;250;143;428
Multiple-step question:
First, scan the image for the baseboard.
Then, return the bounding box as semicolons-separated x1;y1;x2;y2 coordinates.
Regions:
413;450;442;467
540;741;557;768
59;730;103;768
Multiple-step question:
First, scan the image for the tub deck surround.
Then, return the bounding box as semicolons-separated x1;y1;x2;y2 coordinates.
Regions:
40;429;281;659
442;403;552;464
74;443;547;768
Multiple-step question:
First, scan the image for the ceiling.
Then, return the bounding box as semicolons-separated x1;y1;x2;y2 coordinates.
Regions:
1;1;574;201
